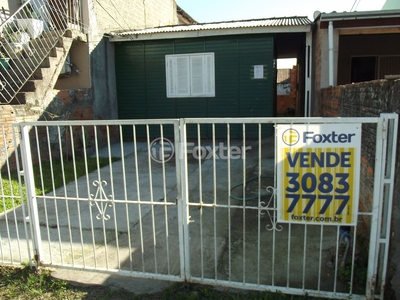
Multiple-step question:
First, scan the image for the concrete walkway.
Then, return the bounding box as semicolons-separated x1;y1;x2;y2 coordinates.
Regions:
44;142;165;293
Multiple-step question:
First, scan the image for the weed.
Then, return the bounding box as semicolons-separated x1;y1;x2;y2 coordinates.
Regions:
337;233;369;292
0;264;85;299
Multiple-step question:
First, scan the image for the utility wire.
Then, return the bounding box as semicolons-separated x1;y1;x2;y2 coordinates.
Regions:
350;0;362;12
95;0;126;30
95;0;152;40
108;0;137;32
94;0;135;37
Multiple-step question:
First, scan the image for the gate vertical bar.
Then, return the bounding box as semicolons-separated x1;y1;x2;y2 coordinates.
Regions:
177;119;189;279
20;124;43;266
366;115;384;299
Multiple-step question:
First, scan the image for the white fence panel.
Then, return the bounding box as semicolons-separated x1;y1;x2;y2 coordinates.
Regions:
180;115;397;300
0;114;397;300
2;120;185;282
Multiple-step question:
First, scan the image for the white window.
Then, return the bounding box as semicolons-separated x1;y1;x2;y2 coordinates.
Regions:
165;53;215;98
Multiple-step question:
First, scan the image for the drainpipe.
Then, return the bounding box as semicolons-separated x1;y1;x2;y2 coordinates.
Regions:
328;21;334;86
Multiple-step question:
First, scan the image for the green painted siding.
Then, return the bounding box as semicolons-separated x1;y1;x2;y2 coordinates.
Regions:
115;34;275;138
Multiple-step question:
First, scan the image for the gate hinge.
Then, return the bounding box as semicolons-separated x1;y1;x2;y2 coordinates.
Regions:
382;119;387;140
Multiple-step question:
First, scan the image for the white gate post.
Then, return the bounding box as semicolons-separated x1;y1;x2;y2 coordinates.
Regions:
177;119;190;279
20;124;43;267
366;113;398;299
378;114;398;299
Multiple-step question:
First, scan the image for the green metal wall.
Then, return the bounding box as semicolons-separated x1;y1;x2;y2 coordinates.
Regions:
115;34;275;138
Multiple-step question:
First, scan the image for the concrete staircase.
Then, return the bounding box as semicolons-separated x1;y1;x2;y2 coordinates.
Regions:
1;29;87;106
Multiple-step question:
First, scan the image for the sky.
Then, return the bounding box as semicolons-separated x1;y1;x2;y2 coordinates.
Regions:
176;0;387;23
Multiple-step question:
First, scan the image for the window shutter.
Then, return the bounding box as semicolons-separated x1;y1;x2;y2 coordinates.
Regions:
191;55;205;96
175;56;190;97
166;55;190;97
205;54;215;97
166;56;174;97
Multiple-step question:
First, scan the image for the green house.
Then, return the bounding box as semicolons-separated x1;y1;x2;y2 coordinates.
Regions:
110;17;312;137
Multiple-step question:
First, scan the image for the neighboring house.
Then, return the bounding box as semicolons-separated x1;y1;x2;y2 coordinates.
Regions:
177;5;197;25
109;17;313;136
313;6;400;299
0;0;179;121
311;9;400;116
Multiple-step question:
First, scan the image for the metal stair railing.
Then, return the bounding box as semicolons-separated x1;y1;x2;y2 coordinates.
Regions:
0;0;85;104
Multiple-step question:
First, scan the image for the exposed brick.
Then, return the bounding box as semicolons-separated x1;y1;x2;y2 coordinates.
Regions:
318;79;400;297
367;166;373;175
56;90;70;99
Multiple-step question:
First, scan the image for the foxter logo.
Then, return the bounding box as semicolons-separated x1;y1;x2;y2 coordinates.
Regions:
303;131;356;143
282;129;300;146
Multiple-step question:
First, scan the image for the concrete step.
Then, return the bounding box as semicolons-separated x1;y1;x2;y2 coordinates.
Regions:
41;29;66;39
0;30;83;104
0;49;64;98
9;36;72;71
14;92;31;104
0;85;18;104
64;29;87;42
29;38;58;53
1;78;36;93
12;56;50;70
0;72;36;95
32;46;58;58
0;67;31;83
20;79;38;92
32;67;45;80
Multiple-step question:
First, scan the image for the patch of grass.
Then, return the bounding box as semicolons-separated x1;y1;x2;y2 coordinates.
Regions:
335;232;369;295
0;157;119;213
0;265;326;300
338;253;368;281
0;264;85;299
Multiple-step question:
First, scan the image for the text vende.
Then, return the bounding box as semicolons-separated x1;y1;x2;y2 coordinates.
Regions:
286;151;351;168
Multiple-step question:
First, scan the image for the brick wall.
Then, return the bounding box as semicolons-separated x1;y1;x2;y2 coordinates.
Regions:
318;79;400;298
0;105;39;172
277;67;297;115
0;88;117;172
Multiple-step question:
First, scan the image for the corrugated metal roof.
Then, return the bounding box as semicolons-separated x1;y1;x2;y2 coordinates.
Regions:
109;17;312;37
319;9;400;22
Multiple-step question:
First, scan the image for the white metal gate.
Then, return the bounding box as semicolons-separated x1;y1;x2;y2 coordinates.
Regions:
0;114;397;299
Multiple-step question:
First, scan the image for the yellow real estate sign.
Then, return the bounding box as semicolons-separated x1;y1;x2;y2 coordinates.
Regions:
276;124;361;225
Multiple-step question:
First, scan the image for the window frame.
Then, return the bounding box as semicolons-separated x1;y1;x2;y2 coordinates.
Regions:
165;52;215;98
